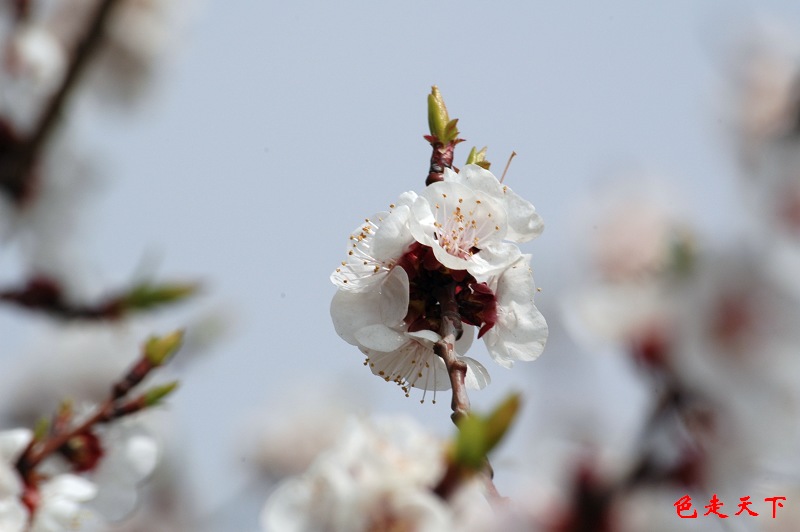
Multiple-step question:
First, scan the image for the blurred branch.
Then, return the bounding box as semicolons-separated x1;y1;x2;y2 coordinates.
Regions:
0;0;122;202
0;276;198;320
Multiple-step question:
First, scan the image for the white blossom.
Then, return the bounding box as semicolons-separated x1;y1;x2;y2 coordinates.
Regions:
483;253;547;368
408;179;513;276
330;193;417;292
30;474;97;532
331;165;547;392
84;422;159;522
443;165;544;243
561;184;691;351
0;428;97;532
0;430;29;532
331;267;490;394
261;416;490;532
0;23;66;128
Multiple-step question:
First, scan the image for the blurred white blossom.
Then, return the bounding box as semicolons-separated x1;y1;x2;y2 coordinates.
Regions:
260;416;490;532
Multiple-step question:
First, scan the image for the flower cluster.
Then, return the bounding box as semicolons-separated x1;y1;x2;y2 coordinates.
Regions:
0;329;182;531
261;416;491;532
0;423;157;531
330;164;548;396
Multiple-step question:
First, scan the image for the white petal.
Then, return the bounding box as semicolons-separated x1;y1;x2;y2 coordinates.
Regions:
366;343;451;391
32;475;96;532
485;255;548;366
503;186;544;243
0;430;30;498
331;209;409;292
379;266;409;327
464;242;521;278
122;434;158;481
41;475;97;502
261;477;315;532
448;165;543;243
0;429;32;462
406;329;440;346
330;289;382;346
455;324;474;354
0;466;22;498
370;204;414;260
355;324;408;352
462;357;491;390
331;204;413;299
408;195;437;246
0;499;27;532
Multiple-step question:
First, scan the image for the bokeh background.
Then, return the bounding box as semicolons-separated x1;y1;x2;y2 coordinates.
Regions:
4;1;800;529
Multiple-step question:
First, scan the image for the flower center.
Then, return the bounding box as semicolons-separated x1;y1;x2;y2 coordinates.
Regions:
432;194;499;259
397;242;497;337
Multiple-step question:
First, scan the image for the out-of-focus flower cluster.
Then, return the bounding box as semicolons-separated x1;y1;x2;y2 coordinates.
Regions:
0;329;185;531
0;422;157;532
261;416;492;532
330;164;548;396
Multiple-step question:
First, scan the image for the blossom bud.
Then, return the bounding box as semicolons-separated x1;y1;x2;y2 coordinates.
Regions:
33;417;50;442
144;381;179;406
59;431;104;472
144;330;184;366
427;85;460;144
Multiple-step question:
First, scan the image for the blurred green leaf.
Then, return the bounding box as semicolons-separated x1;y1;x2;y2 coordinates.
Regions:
121;282;198;311
484;393;521;452
454;414;487;470
453;393;522;471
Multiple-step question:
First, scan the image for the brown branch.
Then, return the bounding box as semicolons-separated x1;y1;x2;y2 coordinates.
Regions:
480;459;507;508
0;0;122;202
433;449;505;506
434;283;469;424
425;140;457;186
16;398;114;480
432;461;463;501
